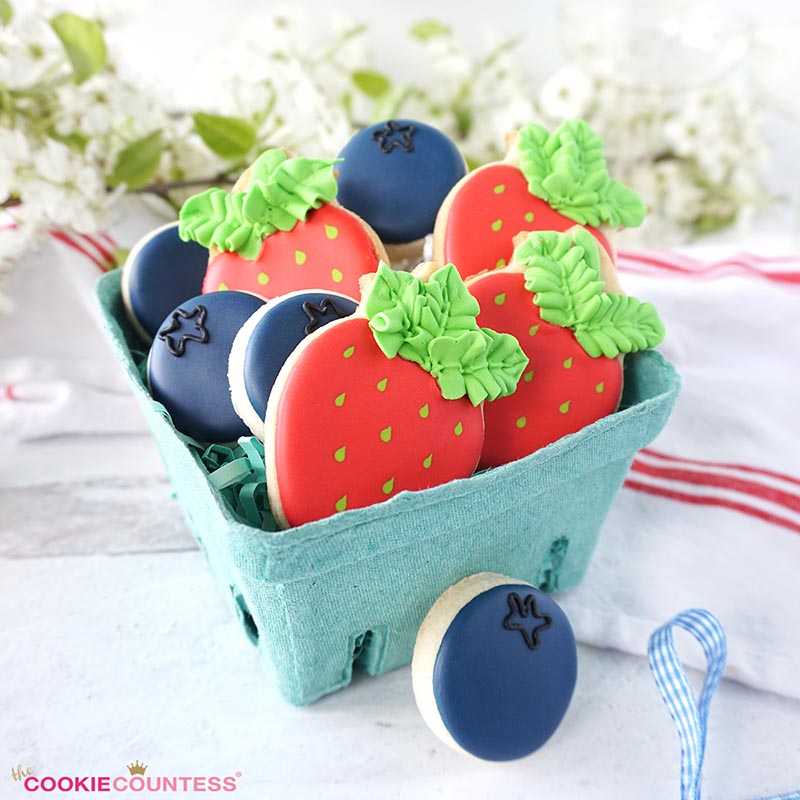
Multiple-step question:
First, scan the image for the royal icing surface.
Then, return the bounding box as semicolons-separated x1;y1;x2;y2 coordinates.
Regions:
336;119;467;244
440;164;612;281
432;583;577;761
123;222;208;340
148;291;264;443
203;204;380;300
235;291;358;437
268;316;484;528
470;270;622;469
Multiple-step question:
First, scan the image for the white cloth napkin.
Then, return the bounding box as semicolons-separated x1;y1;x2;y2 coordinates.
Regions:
3;219;799;699
561;248;800;700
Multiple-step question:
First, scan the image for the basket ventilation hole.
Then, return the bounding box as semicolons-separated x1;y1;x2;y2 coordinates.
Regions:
352;630;373;671
231;589;259;645
537;537;569;593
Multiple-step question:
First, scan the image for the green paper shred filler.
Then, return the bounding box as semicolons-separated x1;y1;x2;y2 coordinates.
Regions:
96;269;680;706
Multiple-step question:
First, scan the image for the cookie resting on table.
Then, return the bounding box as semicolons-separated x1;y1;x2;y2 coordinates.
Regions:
178;148;387;301
121;221;209;341
468;228;665;469
228;290;358;441
264;262;528;529
335;119;467;246
433;119;647;280
412;573;577;761
147;290;264;443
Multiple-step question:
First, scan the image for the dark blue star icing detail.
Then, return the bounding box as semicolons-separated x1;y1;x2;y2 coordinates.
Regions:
371;120;416;153
502;592;553;650
302;297;352;335
157;305;210;357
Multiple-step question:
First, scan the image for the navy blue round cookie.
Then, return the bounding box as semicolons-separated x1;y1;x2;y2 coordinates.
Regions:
148;291;264;443
122;221;209;341
228;290;358;440
335;119;466;245
412;573;577;761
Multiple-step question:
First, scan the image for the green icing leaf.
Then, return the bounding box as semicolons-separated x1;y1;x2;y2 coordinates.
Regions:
410;19;451;41
50;13;107;84
193;112;256;159
352;70;391;99
365;263;528;406
178;188;263;260
516;230;666;359
243;149;340;233
108;130;163;190
517;119;646;228
178;148;339;257
0;0;13;25
574;296;666;358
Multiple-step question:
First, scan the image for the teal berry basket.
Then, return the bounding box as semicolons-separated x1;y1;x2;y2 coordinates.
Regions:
96;269;680;706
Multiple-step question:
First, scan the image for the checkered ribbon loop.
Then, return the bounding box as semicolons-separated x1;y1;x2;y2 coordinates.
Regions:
648;609;800;800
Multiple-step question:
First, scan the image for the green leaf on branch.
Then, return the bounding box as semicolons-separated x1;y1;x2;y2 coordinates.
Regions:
193;113;256;160
109;131;163;190
111;248;130;269
410;19;451;41
352;70;391;99
50;13;107;84
0;0;13;25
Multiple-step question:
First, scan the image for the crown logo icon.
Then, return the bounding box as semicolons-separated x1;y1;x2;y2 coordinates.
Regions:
127;760;148;776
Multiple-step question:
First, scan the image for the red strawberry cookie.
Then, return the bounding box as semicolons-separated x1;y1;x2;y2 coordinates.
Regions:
179;149;387;300
433;119;646;280
468;228;665;470
265;262;529;528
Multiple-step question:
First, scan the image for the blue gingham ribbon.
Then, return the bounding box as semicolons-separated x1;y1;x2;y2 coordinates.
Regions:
648;609;800;800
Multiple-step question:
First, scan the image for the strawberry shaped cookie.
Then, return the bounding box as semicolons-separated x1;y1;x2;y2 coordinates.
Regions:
265;262;529;528
433;119;646;280
178;149;387;300
468;228;665;469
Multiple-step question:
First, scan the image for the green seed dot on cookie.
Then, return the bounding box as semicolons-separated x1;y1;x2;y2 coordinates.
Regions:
334;446;346;463
563;357;573;369
495;258;506;269
331;268;343;283
454;422;463;436
422;454;433;469
516;416;527;429
380;426;392;443
491;219;503;232
494;293;506;306
595;381;605;394
325;225;339;239
295;250;306;265
377;378;388;392
493;184;506;194
419;403;429;419
382;477;395;495
343;346;355;359
523;370;534;383
334;392;346;407
529;324;540;337
524;212;535;223
257;272;269;285
335;495;347;512
217;282;228;291
559;400;571;414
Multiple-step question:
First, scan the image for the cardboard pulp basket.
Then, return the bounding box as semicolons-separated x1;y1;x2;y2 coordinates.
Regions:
96;269;680;706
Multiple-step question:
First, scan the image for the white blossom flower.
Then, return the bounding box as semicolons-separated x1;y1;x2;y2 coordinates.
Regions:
539;65;593;121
